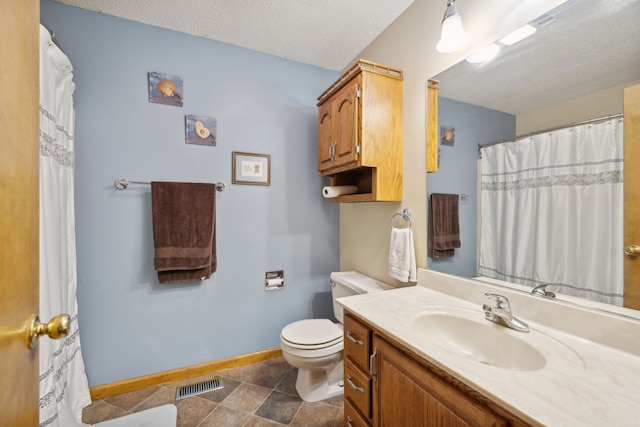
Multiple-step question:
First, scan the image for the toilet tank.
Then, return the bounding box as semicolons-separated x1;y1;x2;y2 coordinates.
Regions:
330;271;393;323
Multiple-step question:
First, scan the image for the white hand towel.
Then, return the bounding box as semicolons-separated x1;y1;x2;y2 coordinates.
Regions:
388;228;416;282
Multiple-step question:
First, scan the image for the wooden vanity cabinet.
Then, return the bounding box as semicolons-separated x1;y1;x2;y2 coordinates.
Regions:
343;310;531;427
317;60;403;202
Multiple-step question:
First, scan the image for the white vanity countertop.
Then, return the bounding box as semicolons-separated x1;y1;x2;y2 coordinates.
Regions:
337;269;640;426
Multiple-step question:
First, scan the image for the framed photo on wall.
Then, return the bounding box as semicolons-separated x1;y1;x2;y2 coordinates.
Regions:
232;152;271;186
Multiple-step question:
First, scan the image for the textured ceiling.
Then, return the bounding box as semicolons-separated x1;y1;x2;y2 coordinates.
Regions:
433;0;640;115
52;0;632;114
52;0;415;71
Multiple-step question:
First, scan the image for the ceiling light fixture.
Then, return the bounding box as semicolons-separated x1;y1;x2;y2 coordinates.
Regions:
436;0;469;53
499;24;537;46
466;44;500;63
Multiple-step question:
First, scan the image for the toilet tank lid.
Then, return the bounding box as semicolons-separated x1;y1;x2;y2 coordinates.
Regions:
330;271;394;293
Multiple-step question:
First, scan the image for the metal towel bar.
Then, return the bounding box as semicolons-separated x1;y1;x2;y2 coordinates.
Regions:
114;178;226;192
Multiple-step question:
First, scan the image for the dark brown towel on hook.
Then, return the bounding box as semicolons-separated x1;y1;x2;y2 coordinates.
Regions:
428;193;461;259
151;182;217;284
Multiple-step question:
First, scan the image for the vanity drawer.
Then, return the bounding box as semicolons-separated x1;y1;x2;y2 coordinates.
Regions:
344;312;371;372
344;398;371;427
345;359;372;420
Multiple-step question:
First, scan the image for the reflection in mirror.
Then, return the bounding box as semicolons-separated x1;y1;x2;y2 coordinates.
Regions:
426;0;640;313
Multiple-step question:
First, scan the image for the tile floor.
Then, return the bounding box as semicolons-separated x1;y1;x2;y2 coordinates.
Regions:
82;357;345;427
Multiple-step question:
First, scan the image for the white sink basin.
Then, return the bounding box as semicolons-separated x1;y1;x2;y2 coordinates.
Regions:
412;308;547;371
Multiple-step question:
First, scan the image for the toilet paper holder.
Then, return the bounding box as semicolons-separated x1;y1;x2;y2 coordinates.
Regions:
265;270;284;291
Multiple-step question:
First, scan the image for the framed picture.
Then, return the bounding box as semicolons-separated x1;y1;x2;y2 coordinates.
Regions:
440;126;455;147
148;72;183;107
185;115;217;146
232;152;271;186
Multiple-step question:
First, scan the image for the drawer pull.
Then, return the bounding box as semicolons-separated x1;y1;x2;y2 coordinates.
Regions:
347;416;354;427
369;346;378;378
346;331;364;346
347;374;365;393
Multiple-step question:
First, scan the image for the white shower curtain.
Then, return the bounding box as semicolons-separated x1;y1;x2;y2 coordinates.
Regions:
39;24;91;427
479;117;624;305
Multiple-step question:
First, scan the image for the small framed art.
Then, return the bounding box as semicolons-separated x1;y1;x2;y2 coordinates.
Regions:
440;126;455;147
185;115;217;146
232;152;271;186
148;72;183;107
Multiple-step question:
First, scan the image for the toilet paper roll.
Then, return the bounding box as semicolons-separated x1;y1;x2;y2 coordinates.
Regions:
266;278;283;287
322;185;358;198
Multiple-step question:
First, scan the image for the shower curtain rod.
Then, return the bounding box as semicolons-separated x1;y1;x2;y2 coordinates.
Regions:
114;178;226;192
477;113;624;151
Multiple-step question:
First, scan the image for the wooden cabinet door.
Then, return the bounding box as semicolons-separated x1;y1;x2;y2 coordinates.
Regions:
373;337;509;427
318;101;334;172
333;81;360;168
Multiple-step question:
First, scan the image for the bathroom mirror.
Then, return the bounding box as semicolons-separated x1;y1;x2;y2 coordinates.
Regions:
427;0;640;314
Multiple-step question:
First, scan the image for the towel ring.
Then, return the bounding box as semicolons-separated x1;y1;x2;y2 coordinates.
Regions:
391;209;412;229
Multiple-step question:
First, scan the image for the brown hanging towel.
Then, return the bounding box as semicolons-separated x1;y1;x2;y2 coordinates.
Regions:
151;182;217;284
428;193;461;259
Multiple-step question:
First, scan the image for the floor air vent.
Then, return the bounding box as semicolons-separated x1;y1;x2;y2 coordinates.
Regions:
175;377;223;400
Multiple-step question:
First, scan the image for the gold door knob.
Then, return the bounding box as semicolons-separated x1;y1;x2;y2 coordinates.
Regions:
624;245;640;257
26;314;70;349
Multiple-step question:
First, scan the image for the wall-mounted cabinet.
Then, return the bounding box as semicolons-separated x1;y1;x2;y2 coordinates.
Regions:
317;60;403;202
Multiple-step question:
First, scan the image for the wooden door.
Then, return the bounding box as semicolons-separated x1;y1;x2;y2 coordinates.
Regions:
624;83;640;309
317;101;334;172
333;81;360;168
0;0;41;424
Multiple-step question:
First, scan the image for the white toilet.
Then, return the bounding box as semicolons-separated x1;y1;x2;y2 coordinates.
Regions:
280;271;393;402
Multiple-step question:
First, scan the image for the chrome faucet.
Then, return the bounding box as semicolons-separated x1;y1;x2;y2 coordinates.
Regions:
482;293;530;332
531;283;556;298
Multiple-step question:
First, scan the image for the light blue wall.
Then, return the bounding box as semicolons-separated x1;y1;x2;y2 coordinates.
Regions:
427;97;515;278
41;0;340;387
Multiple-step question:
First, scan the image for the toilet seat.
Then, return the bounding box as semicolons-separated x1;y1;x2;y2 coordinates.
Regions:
281;319;343;350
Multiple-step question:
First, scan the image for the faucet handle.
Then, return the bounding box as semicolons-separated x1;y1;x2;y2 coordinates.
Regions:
482;293;529;332
484;293;511;310
532;284;556;298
